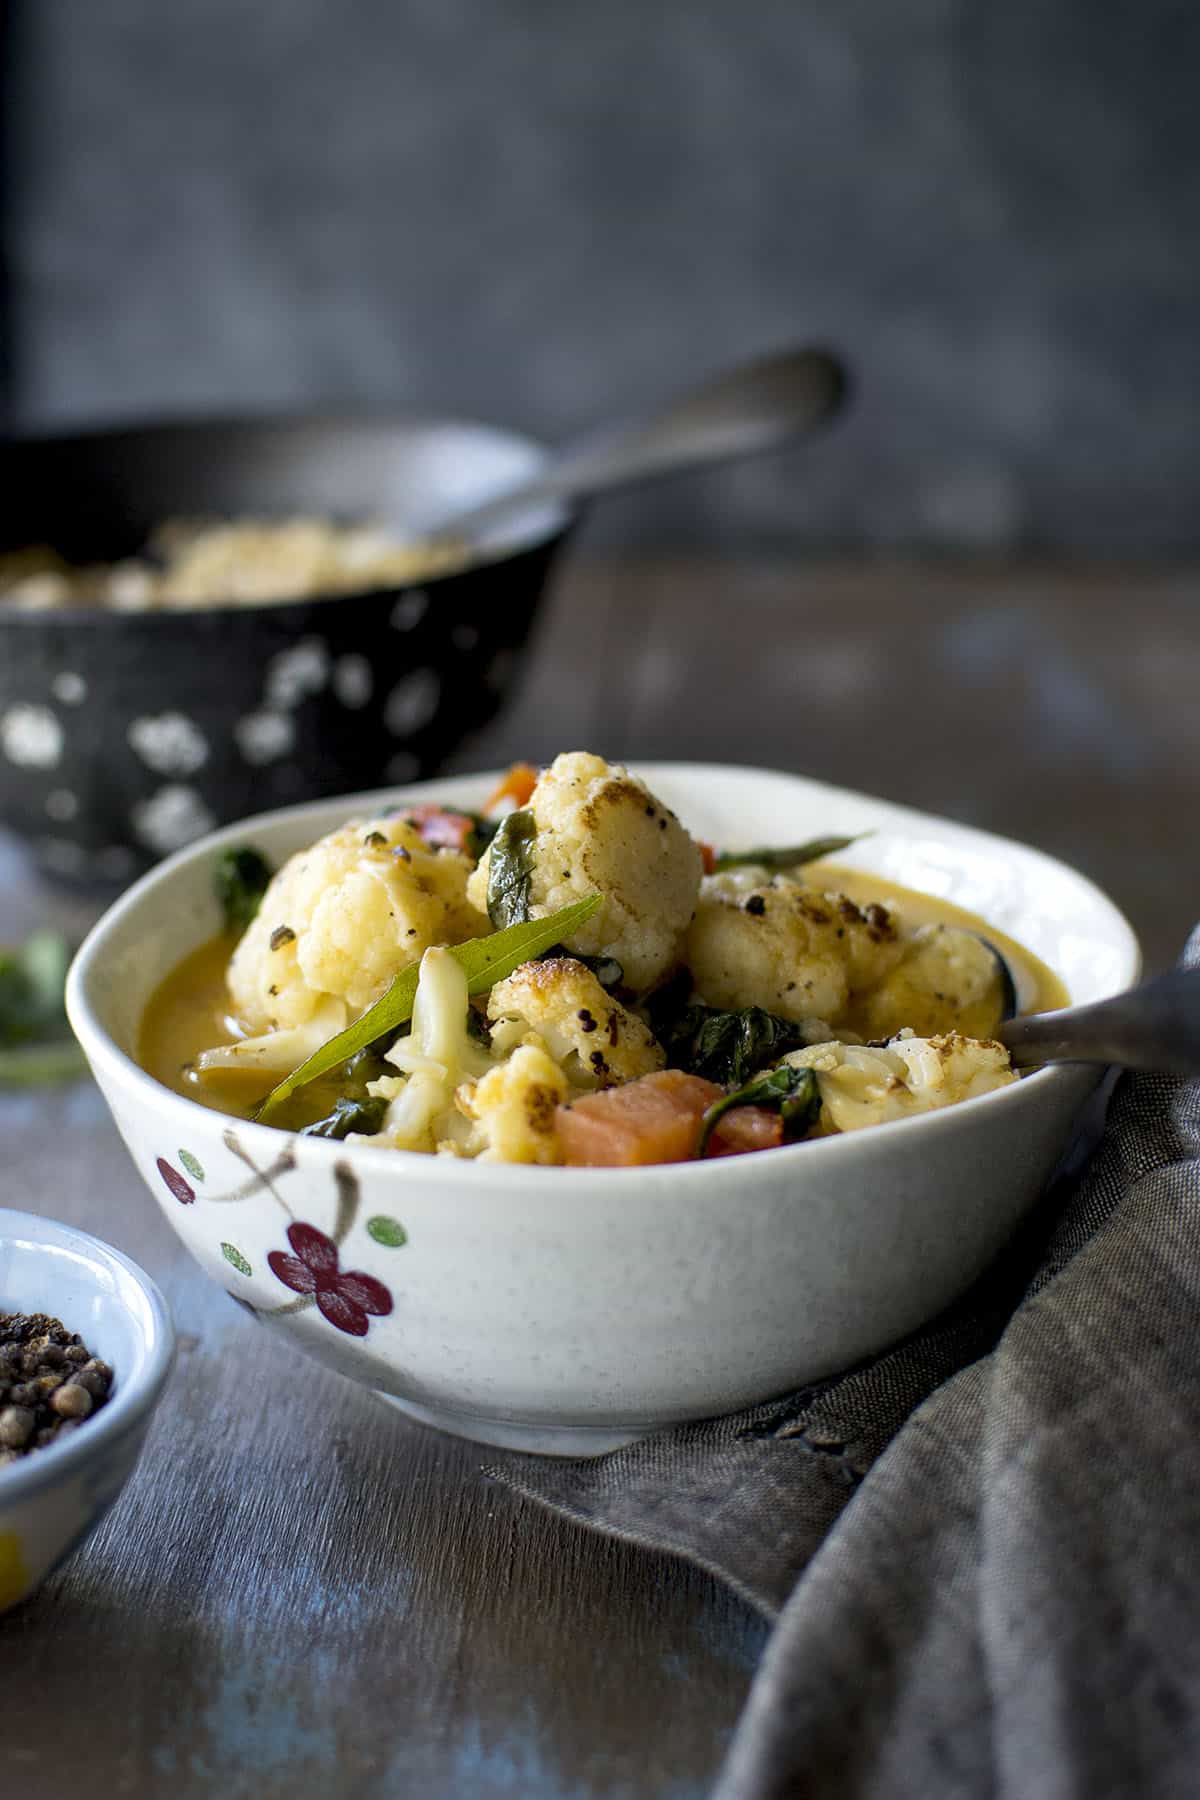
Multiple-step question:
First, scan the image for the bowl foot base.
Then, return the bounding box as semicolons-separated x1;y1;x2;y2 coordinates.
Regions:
375;1392;650;1458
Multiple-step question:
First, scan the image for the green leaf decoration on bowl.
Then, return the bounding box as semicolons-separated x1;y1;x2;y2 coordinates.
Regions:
366;1216;408;1249
221;1242;252;1277
178;1148;205;1183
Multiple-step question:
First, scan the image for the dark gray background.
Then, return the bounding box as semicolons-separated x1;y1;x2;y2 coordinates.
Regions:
3;0;1198;551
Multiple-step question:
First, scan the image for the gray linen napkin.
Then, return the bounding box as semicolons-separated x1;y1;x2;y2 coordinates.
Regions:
491;929;1200;1798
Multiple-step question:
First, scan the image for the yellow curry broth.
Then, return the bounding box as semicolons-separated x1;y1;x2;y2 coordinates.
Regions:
139;867;1066;1126
813;862;1068;1019
139;934;342;1130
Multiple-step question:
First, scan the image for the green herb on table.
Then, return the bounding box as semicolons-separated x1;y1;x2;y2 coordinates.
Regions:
255;892;602;1124
696;1064;821;1159
486;809;537;929
215;846;273;935
712;835;861;874
0;931;88;1088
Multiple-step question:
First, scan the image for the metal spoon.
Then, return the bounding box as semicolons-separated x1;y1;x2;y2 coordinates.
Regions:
1000;967;1200;1076
426;344;847;540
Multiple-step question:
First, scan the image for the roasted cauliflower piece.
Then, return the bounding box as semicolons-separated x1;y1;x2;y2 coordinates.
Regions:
488;957;665;1090
464;1044;570;1164
851;924;1014;1042
686;873;900;1025
360;947;496;1155
228;816;488;1033
466;751;702;993
786;1030;1016;1133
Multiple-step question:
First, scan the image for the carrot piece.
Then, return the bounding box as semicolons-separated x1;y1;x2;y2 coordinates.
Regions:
704;1105;784;1158
698;841;718;875
486;762;539;813
557;1070;723;1167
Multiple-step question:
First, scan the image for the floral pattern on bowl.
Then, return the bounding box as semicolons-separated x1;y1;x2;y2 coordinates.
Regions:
156;1132;402;1340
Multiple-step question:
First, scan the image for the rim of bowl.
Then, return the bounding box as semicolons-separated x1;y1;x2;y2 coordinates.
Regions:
66;762;1143;1194
0;1210;176;1500
0;408;576;621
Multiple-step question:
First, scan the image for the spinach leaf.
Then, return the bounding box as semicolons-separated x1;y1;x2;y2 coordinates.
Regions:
0;931;87;1086
697;1064;821;1158
0;931;70;1044
648;979;812;1087
465;812;501;860
215;847;273;935
343;1045;393;1085
713;835;861;874
255;892;601;1124
301;1094;389;1140
486;809;537;929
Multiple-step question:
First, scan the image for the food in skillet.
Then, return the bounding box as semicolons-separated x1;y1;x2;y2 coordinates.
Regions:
0;517;464;610
140;753;1066;1166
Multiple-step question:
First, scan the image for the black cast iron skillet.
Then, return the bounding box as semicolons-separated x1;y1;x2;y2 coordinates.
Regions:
0;415;571;881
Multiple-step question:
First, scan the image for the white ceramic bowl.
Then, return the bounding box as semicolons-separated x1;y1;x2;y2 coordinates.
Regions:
67;764;1139;1455
0;1210;175;1610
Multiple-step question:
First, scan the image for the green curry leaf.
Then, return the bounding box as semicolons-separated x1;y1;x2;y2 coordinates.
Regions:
486;809;537;929
255;893;602;1125
696;1064;821;1158
712;834;861;874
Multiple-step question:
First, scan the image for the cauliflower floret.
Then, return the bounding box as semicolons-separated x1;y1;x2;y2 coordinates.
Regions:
785;1030;1016;1133
463;1044;569;1164
372;946;495;1153
686;874;900;1025
487;957;665;1090
228;816;488;1033
852;924;1012;1042
467;751;702;993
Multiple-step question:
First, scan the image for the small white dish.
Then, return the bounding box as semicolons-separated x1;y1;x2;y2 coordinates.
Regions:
66;764;1139;1456
0;1210;175;1610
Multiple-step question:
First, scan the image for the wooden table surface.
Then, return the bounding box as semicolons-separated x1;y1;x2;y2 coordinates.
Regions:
2;558;1197;1798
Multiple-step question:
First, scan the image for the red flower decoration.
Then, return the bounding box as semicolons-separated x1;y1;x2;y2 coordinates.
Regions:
157;1157;195;1205
268;1223;394;1337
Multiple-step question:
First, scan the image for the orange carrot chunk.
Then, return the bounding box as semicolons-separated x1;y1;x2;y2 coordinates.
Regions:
486;761;539;813
698;840;718;875
704;1105;784;1158
557;1070;724;1167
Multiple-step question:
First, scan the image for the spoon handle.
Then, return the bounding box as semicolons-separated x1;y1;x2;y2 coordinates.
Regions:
436;346;847;538
1000;967;1200;1076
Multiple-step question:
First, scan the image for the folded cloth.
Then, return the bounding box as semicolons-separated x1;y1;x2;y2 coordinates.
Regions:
491;929;1200;1798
